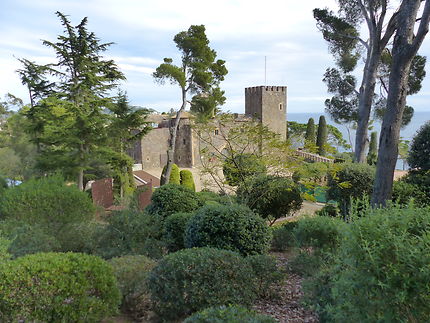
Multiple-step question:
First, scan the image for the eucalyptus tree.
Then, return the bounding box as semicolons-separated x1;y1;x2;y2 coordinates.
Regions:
18;12;125;190
314;1;424;163
372;0;430;206
153;25;227;185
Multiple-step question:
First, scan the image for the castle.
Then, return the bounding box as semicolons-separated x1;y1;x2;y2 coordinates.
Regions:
130;86;287;173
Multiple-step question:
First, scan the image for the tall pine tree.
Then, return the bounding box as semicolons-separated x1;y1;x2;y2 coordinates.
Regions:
19;12;125;190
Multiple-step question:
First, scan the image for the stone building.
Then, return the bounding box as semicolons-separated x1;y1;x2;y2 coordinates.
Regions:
131;85;287;171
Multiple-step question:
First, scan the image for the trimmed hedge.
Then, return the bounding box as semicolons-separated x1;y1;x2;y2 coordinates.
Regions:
146;184;199;219
180;169;196;191
161;163;180;185
183;305;277;323
185;204;271;256
147;247;257;320
0;176;94;234
0;252;120;322
109;255;156;320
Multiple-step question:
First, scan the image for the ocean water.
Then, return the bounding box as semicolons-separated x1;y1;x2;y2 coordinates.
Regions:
288;111;430;170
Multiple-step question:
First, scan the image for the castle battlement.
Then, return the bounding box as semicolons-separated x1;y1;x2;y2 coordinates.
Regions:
245;86;287;93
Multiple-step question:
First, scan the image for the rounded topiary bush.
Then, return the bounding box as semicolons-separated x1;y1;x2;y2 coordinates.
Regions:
0;176;94;234
0;252;121;322
180;169;196;191
183;305;276;323
146;184;199;219
109;255;156;320
185;204;271;256
163;212;193;252
147;247;257;320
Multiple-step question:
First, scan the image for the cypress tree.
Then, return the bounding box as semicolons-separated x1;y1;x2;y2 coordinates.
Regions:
316;115;328;156
304;118;316;150
367;131;378;165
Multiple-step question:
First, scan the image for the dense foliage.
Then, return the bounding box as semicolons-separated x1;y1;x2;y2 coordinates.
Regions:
161;163;180;185
183;305;277;323
180;169;196;191
146;184;199;219
223;153;266;186
316;115;328;156
185;204;271;256
147;247;256;320
0;252;120;322
96;210;163;259
163;212;193;252
270;221;298;251
0;176;94;233
408;121;430;170
237;175;303;225
305;207;430;322
109;255;156;320
327;163;375;215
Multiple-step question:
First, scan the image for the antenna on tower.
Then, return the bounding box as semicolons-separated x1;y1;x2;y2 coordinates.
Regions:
264;56;267;85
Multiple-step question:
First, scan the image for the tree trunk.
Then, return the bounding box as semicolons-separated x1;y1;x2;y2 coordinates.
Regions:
354;44;381;163
372;0;430;206
161;87;187;185
77;142;85;191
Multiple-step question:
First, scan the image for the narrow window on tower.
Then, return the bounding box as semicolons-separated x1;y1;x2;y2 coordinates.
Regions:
279;103;283;110
214;129;219;135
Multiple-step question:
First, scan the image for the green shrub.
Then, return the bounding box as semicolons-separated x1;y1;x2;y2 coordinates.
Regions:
58;221;104;253
294;216;345;251
0;252;121;322
316;201;340;217
7;224;61;258
185;204;271;256
392;180;429;206
327;163;375;215
223;153;266;186
146;184;199;219
180;169;196;191
270;221;298;251
0;176;94;234
147;247;257;320
408;121;430;170
246;254;283;298
183;305;276;323
403;169;430;201
288;249;328;277
163;212;193;252
161;163;180;185
0;236;11;262
197;190;235;206
109;255;156;321
237;175;303;225
96;210;164;259
305;206;430;322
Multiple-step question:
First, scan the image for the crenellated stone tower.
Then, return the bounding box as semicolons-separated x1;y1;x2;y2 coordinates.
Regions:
245;86;287;140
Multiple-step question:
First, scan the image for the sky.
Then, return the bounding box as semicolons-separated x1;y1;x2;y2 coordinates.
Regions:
1;0;430;114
